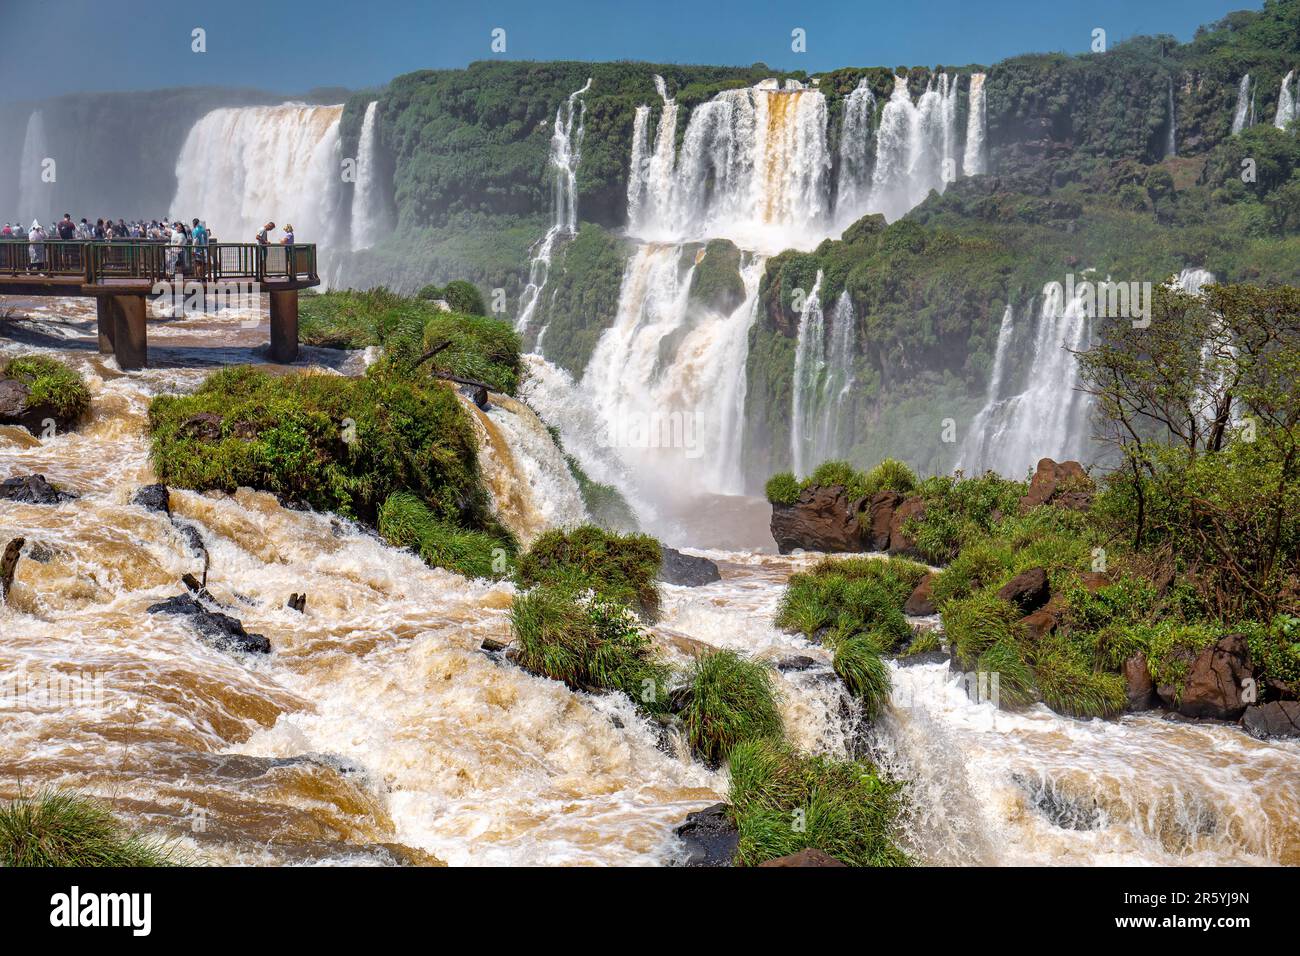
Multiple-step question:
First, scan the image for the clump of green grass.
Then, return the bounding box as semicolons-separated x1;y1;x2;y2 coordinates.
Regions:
0;790;184;866
378;492;514;579
976;637;1038;708
2;355;90;423
419;311;521;394
418;279;487;316
764;471;800;505
832;636;892;719
1030;635;1128;719
562;454;639;532
510;585;673;712
942;591;1025;669
1143;620;1226;698
516;525;662;619
679;651;783;766
777;557;927;650
726;739;909;867
905;472;1026;564
861;457;918;496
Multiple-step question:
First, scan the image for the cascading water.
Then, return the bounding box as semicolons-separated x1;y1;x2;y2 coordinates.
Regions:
516;79;592;340
955;285;1093;477
349;101;389;251
1276;70;1297;130
1231;74;1252;135
1165;77;1177;158
963;73;987;176
790;284;859;474
789;272;825;477
169;104;346;251
833;80;877;229
17;110;48;223
869;73;963;223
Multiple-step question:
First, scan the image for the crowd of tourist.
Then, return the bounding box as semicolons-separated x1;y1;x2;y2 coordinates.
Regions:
1;216;298;275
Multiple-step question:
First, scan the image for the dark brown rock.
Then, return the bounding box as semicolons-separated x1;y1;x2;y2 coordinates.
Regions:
658;546;721;586
179;412;224;441
0;474;75;504
1123;653;1158;711
131;483;171;515
1242;701;1300;739
904;572;938;616
758;848;847;867
1077;571;1111;593
1018;458;1092;513
675;803;738;867
865;491;903;551
887;496;926;557
1155;633;1254;720
1020;607;1059;641
770;484;866;555
996;567;1050;613
1;537;23;601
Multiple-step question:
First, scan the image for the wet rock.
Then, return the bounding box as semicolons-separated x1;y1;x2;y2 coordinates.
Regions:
286;593;307;613
0;474;75;504
1242;701;1300;739
175;521;208;563
1019;607;1059;641
1018;458;1093;513
1266;677;1298;701
147;593;272;654
769;484;867;555
897;648;950;667
904;572;938;616
480;637;509;653
757;848;847;867
865;491;903;551
887;496;927;557
996;567;1050;614
458;383;489;410
179;412;223;441
658;546;721;587
1123;653;1158;711
674;803;737;867
1;537;23;601
1155;633;1253;720
0;377;63;435
132;483;171;515
776;655;819;672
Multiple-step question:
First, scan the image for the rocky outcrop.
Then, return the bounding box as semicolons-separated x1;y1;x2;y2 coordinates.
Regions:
1;537;23;602
904;572;938;616
865;491;903;551
286;593;307;613
1123;653;1158;711
996;567;1050;614
886;496;926;557
131;483;171;515
758;848;846;867
658;547;721;587
1242;701;1300;739
1155;633;1253;720
770;484;866;554
1;474;75;504
674;803;737;867
147;592;272;654
1018;458;1093;513
0;376;78;435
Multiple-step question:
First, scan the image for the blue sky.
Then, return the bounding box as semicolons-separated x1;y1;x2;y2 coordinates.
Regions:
0;0;1254;101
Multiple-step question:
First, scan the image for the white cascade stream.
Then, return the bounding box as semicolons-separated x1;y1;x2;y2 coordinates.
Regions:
1232;74;1252;135
1275;70;1297;130
349;101;389;251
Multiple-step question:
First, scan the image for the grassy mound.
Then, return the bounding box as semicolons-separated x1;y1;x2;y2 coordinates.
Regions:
509;585;672;712
417;279;486;315
679;651;783;766
765;458;917;505
776;556;928;650
0;790;182;866
2;355;90;424
378;491;513;579
419;311;521;394
832;635;892;719
516;525;662;619
727;739;909;867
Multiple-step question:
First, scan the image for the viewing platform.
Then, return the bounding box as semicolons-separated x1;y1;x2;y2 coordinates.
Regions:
0;240;320;369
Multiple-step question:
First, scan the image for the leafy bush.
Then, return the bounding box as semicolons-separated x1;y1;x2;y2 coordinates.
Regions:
509;585;672;712
764;471;800;505
1241;614;1300;687
1143;620;1226;697
726;739;909;867
2;356;90;423
378;492;512;579
906;472;1026;564
0;790;183;866
516;525;662;618
680;651;783;766
832;636;892;719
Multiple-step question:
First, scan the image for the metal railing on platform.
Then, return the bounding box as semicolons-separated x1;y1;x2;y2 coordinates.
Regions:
0;240;318;284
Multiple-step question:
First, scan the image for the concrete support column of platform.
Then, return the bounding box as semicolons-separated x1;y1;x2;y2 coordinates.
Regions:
95;297;116;354
269;290;299;363
111;294;148;370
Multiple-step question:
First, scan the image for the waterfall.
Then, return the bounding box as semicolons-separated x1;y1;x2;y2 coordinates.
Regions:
1231;75;1252;134
955;303;1016;474
790;272;826;477
515;79;592;338
349;101;389;251
1275;70;1297;130
955;286;1093;477
169;104;346;250
869;73;962;223
17;110;49;222
1165;77;1177;158
463;392;589;547
963;73;987;176
627;76;681;237
834;79;876;228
